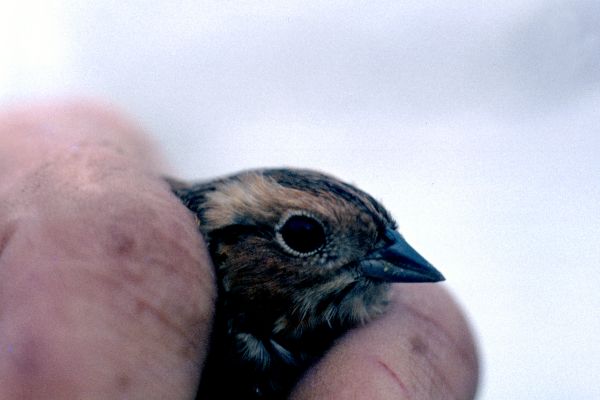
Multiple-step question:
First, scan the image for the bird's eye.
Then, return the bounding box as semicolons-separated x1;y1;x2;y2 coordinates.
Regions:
277;214;326;256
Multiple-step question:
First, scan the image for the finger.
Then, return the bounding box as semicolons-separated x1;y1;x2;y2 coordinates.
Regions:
0;101;215;399
290;285;479;399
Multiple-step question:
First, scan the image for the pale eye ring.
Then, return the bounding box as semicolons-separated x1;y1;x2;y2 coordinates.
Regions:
275;212;326;256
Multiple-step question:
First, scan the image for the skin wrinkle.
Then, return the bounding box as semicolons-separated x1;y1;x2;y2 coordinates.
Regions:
104;224;212;364
134;298;199;354
102;199;214;372
371;314;453;399
375;358;409;396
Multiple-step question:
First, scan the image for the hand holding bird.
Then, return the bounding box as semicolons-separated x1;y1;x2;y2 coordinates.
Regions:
0;102;478;400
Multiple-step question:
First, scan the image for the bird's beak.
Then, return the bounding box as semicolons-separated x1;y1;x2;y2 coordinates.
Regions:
360;229;445;283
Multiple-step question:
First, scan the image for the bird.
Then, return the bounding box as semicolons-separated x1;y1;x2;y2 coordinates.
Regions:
168;168;445;399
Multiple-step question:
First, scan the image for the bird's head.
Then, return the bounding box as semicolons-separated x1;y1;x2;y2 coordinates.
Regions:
176;168;444;337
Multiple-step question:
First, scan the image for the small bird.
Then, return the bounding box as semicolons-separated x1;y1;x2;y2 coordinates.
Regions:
169;168;444;399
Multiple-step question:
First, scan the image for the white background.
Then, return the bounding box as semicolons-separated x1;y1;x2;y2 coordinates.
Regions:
2;1;599;398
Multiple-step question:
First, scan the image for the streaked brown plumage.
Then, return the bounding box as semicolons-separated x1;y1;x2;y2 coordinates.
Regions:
170;168;444;399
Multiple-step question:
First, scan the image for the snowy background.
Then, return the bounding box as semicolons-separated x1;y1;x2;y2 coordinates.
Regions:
2;1;599;398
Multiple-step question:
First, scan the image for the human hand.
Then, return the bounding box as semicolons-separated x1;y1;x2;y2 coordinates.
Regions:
0;101;478;399
0;101;214;399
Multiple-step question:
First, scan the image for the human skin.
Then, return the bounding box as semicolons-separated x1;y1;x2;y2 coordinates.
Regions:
0;101;478;399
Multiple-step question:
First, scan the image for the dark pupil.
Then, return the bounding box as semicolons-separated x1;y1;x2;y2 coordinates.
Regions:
280;215;326;254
